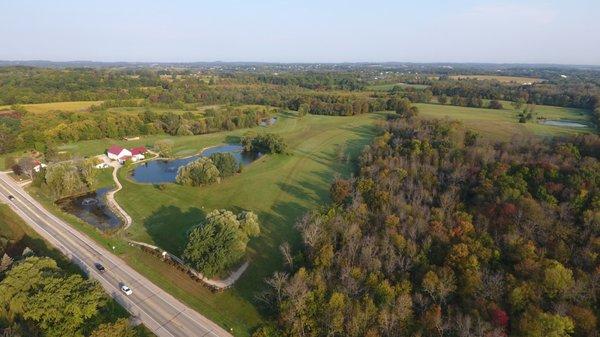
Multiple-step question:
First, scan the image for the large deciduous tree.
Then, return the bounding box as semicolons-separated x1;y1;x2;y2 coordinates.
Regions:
90;318;137;337
44;162;86;198
209;152;239;177
0;257;106;337
182;209;260;277
176;157;220;186
154;139;174;158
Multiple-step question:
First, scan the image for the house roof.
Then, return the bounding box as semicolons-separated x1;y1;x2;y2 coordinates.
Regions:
131;146;147;155
107;145;124;155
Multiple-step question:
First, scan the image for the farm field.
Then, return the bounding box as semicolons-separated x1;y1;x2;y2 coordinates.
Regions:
367;82;430;91
107;111;385;335
449;74;545;84
416;102;593;139
0;100;102;113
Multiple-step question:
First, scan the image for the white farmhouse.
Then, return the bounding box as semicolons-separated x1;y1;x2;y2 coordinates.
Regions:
107;145;132;162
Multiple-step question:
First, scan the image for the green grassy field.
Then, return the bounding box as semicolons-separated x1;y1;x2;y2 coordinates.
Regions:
107;111;385;335
416;102;593;140
367;82;430;91
449;75;545;84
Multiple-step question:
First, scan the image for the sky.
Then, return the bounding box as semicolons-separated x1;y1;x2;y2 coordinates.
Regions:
0;0;599;65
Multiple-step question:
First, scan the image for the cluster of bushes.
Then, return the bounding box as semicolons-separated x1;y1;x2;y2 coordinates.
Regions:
256;117;600;337
518;104;538;123
241;132;287;154
255;72;366;91
390;97;419;117
437;94;504;109
175;153;240;187
304;94;372;116
182;209;260;278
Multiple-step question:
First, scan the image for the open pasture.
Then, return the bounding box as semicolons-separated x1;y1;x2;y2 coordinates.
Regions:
449;74;545;84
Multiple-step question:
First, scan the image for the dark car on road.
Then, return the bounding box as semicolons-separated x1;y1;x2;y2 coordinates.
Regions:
7;195;15;201
94;263;106;272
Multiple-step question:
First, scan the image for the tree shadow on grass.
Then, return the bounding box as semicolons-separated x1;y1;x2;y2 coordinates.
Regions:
234;200;306;304
5;234;81;274
225;135;242;144
143;205;205;255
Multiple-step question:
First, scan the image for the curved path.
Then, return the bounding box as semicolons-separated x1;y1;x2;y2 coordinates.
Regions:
106;164;132;229
105;151;250;289
106;150;158;230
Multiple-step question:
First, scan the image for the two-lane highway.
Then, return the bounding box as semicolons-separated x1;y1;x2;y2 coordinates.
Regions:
0;172;232;337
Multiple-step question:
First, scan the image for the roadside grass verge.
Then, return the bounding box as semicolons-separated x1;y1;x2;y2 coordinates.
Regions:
0;204;153;336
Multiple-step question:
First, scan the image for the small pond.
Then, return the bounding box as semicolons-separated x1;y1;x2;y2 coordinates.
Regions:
130;144;260;184
539;120;588;128
56;188;122;231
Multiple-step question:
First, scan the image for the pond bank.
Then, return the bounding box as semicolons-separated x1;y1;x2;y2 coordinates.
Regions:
538;119;588;128
130;144;259;184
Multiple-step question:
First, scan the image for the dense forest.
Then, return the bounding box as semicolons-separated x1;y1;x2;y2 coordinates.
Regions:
0;67;157;104
255;116;600;337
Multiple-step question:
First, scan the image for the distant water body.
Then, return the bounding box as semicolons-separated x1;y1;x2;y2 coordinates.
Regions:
539;120;588;128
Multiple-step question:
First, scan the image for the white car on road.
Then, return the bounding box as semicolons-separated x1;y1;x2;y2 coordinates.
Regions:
121;285;133;296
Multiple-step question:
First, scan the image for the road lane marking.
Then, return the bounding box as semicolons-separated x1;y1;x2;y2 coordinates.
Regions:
0;180;176;337
0;174;230;336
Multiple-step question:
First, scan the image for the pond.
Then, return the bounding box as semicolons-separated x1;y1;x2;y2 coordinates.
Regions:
539;120;588;128
130;144;260;184
56;188;122;231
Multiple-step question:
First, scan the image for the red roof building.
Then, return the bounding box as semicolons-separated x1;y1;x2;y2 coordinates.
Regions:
107;145;132;161
130;146;147;156
107;145;125;156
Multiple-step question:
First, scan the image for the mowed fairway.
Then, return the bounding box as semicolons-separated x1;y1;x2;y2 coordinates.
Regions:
416;103;593;140
0;100;102;113
113;112;385;335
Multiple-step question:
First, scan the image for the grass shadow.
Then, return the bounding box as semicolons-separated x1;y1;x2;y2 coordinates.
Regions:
143;205;205;255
